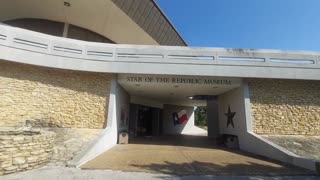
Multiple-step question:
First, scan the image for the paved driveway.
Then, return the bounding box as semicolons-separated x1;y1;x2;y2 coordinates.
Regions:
81;135;314;176
2;166;319;180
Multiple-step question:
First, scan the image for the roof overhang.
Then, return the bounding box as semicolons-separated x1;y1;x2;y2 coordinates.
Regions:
0;0;184;46
111;0;187;46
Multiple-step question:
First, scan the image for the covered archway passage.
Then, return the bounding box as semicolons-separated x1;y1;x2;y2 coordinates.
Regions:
118;74;241;139
80;74;314;175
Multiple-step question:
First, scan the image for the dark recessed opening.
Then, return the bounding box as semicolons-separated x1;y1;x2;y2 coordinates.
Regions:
188;95;217;101
64;2;71;7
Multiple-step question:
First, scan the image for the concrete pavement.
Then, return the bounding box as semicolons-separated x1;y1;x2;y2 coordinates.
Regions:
1;166;319;180
81;135;315;176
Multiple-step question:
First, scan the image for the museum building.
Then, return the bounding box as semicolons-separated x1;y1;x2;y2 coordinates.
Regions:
0;0;319;175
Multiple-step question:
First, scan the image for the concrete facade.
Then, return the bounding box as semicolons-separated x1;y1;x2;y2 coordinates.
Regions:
0;24;319;80
162;104;206;135
162;104;194;135
217;84;248;143
0;0;319;175
115;83;130;132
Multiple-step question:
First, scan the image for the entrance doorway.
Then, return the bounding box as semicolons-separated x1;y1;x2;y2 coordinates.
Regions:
129;104;162;138
137;106;152;136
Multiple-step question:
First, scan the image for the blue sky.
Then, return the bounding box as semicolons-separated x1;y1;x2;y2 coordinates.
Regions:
156;0;320;51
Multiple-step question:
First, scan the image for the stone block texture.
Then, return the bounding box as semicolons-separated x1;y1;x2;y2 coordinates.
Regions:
0;130;55;175
248;79;320;135
0;61;112;129
45;128;102;166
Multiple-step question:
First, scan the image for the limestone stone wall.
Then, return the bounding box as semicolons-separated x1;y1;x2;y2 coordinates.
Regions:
0;129;55;175
0;61;112;129
248;79;320;135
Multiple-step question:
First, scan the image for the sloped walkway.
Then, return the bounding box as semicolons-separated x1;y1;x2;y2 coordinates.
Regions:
81;135;314;176
263;135;320;160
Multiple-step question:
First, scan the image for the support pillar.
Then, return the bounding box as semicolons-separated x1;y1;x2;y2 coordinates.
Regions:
207;99;220;138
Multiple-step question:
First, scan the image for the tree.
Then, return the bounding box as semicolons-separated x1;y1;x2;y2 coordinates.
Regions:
194;106;207;127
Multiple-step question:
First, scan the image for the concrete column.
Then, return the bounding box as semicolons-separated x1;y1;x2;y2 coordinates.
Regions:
207;100;220;138
62;23;69;37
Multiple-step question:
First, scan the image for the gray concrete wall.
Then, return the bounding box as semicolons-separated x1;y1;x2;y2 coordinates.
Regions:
162;104;195;135
116;84;130;132
1;24;320;81
218;87;247;139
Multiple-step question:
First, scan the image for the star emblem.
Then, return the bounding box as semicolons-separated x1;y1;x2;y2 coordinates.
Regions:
225;105;236;128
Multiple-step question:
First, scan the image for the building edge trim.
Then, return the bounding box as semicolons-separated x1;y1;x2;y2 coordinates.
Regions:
0;25;320;80
151;0;187;46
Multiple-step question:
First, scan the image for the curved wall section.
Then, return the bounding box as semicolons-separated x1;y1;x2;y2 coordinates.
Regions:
0;0;158;45
5;18;114;43
5;18;64;37
67;24;114;43
0;24;319;80
0;130;55;175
